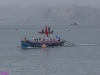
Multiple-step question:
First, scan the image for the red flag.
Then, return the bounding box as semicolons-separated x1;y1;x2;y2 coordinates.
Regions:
45;25;49;37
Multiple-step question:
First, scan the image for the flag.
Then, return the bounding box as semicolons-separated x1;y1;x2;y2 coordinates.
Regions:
45;25;49;38
55;35;60;40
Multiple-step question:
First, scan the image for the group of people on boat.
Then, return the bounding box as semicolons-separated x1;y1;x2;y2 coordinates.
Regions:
22;37;63;45
41;26;54;33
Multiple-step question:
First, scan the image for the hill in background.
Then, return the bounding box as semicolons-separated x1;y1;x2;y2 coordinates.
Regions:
0;4;100;21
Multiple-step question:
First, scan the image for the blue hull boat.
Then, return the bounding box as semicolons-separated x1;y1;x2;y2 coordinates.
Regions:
21;25;75;49
21;40;65;49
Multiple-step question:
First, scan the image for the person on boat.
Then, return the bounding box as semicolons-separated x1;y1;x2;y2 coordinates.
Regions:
48;38;53;45
52;39;58;46
22;37;27;42
32;38;36;43
53;39;56;43
55;35;60;42
39;38;41;41
74;22;76;25
48;26;51;32
42;39;46;44
34;39;37;43
38;38;42;44
45;38;49;44
42;29;44;33
36;39;39;43
49;38;52;42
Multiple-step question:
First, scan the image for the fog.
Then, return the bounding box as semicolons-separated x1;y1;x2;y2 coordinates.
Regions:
0;0;100;7
0;0;100;21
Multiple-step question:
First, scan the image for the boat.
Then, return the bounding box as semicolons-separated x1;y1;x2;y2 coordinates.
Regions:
21;39;66;49
1;19;4;21
71;22;78;25
39;26;54;34
21;25;74;49
38;31;54;34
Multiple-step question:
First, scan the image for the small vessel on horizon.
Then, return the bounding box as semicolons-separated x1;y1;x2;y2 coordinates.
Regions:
71;22;78;25
1;18;4;21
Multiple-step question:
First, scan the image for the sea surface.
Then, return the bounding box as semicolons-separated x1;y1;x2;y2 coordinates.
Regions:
0;20;100;75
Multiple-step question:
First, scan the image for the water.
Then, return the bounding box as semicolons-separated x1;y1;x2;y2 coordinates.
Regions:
0;20;100;75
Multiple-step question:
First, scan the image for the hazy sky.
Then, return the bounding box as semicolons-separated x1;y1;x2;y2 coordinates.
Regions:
0;0;100;7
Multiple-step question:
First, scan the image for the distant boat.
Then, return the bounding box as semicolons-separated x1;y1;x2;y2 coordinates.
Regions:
1;19;4;21
71;22;78;25
38;26;54;34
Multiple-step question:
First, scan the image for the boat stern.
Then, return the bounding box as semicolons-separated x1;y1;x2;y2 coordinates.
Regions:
21;41;29;49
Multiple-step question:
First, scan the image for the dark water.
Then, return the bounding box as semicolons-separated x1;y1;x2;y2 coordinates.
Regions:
0;20;100;75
